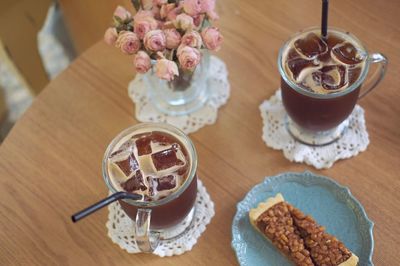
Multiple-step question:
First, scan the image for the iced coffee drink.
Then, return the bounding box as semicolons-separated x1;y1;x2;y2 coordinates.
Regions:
280;28;367;132
103;124;198;229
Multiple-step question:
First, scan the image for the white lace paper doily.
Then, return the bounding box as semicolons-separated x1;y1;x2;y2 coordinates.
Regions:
260;89;369;169
128;56;230;134
106;179;215;256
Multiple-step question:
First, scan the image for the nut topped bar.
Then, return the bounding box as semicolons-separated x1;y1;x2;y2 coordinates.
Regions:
249;194;359;266
249;194;314;265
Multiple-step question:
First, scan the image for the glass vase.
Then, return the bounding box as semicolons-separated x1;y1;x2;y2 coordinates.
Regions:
145;51;210;116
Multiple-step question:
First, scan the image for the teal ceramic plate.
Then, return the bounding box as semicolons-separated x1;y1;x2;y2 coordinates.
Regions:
231;171;374;266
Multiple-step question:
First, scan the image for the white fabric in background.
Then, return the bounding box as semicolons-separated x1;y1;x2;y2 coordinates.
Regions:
0;59;33;122
37;3;74;79
0;3;73;126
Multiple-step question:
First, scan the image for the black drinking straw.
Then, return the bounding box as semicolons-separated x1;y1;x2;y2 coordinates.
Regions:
71;191;142;222
321;0;329;40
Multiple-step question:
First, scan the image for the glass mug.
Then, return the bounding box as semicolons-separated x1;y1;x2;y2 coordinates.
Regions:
102;123;198;252
278;27;388;145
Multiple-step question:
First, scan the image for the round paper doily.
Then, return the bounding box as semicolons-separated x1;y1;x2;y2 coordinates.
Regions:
128;56;230;134
106;179;215;256
259;89;369;169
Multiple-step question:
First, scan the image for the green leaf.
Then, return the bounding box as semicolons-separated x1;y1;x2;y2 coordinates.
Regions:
131;0;141;12
201;18;211;29
113;15;123;25
126;24;134;31
116;25;124;33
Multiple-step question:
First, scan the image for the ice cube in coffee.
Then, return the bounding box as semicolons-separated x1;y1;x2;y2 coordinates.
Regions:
280;29;368;131
283;31;366;94
108;130;190;202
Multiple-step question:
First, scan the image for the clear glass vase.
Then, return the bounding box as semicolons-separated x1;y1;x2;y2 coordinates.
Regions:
145;51;210;116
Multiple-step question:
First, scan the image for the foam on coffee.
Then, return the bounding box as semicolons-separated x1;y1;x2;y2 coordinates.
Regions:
282;29;366;94
107;128;191;202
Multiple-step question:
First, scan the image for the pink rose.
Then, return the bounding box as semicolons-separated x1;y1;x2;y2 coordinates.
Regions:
200;0;215;13
181;31;202;48
177;44;186;56
192;14;204;27
115;31;141;54
134;10;159;39
152;5;161;20
183;0;202;16
178;46;201;71
174;13;194;31
153;0;168;6
166;6;183;21
160;4;176;19
113;6;132;21
155;59;179;81
163;29;181;49
201;27;223;51
134;10;154;21
104;27;118;46
157;20;165;29
144;30;166;52
134;51;152;74
142;0;154;10
206;10;219;20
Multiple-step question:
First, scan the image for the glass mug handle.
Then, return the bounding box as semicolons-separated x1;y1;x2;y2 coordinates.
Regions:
134;208;160;252
359;53;388;99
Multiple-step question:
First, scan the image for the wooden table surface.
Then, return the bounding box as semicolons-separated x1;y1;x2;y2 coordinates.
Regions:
1;0;399;265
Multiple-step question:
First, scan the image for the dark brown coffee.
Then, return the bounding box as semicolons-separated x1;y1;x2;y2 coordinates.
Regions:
281;81;360;131
281;30;366;131
120;175;197;228
108;130;197;228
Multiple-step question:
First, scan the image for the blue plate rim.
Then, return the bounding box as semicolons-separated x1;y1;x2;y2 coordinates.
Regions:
231;170;374;265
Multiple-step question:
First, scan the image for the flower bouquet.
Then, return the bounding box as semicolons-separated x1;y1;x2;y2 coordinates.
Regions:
104;0;223;115
104;0;222;79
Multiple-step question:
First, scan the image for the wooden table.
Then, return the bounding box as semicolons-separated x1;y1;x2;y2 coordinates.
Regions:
1;0;399;265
